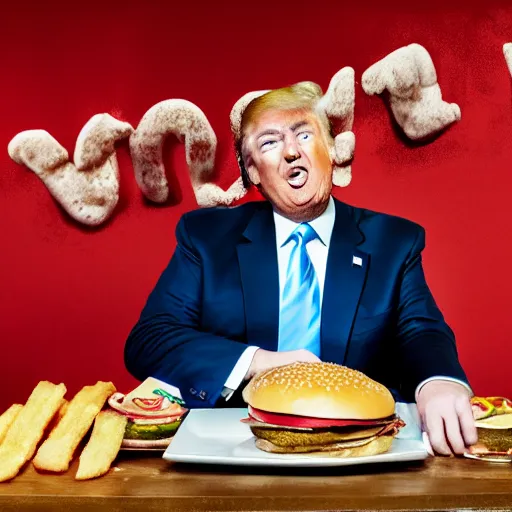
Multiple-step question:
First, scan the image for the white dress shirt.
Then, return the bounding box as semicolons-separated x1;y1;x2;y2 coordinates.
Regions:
221;196;472;402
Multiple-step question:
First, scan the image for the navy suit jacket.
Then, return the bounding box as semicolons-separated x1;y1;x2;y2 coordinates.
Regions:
124;198;469;409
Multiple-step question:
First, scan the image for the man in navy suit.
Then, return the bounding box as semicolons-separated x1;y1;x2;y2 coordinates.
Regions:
125;82;477;456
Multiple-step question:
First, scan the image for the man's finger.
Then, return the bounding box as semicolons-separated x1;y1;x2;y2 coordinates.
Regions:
425;408;452;456
455;396;478;447
443;409;466;455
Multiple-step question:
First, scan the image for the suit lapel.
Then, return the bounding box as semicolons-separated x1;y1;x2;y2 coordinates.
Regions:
236;203;280;351
321;199;369;365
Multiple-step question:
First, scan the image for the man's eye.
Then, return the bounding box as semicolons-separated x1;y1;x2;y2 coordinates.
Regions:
298;132;311;141
261;140;277;149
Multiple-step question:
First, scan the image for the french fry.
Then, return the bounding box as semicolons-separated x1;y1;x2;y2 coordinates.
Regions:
75;410;127;480
56;399;69;420
33;381;116;472
0;404;23;445
0;381;66;482
52;399;69;427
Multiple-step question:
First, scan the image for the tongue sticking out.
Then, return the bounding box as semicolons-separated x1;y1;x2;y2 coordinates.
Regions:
287;168;308;188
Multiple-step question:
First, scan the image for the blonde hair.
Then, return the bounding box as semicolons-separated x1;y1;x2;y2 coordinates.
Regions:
236;81;332;186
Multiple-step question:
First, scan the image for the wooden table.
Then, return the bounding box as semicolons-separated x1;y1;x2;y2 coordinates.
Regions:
0;451;511;511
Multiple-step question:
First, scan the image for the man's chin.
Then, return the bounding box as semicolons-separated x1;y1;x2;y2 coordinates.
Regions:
263;184;330;221
288;189;319;208
289;198;314;209
277;195;327;222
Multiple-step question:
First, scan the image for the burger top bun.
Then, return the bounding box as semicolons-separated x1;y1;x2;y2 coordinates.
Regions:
243;362;396;420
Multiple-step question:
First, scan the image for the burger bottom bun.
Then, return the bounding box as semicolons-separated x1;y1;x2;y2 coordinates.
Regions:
255;434;394;458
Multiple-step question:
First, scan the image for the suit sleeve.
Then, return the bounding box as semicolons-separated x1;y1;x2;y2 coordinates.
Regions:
395;226;471;399
124;215;249;409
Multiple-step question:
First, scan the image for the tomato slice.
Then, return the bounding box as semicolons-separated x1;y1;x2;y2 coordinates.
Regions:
248;406;393;428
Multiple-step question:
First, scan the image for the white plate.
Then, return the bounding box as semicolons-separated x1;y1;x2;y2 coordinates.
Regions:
163;408;429;467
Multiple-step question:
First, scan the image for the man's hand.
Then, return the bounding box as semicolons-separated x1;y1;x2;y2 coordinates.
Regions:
244;348;321;381
417;380;478;456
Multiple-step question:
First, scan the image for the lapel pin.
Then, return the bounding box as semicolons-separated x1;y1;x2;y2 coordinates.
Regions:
352;255;363;267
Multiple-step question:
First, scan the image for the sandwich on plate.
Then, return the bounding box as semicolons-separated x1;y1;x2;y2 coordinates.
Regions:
108;377;188;449
466;396;512;461
242;362;404;457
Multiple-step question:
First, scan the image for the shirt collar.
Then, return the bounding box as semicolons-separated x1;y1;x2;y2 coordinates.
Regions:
273;195;336;248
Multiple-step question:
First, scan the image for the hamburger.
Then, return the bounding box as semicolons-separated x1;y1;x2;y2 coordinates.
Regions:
466;396;512;459
108;377;188;448
241;362;404;457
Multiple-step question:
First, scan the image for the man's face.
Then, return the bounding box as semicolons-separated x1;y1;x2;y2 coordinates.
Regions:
242;108;333;221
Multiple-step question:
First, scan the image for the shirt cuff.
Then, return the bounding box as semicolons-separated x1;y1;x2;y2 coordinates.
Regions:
221;346;260;401
415;376;474;403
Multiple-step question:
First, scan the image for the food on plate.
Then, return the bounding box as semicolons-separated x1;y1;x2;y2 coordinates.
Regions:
467;396;512;458
0;404;23;444
0;381;67;482
242;362;404;457
75;410;128;480
33;381;116;472
108;377;188;448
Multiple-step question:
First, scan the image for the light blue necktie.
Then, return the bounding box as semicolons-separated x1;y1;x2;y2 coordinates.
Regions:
278;223;321;356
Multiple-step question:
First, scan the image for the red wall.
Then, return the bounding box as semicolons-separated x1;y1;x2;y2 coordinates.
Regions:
1;0;511;411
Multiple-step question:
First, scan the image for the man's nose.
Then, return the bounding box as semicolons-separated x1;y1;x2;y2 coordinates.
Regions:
284;139;300;163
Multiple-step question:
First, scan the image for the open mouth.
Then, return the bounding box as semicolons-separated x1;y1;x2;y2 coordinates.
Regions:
286;167;308;188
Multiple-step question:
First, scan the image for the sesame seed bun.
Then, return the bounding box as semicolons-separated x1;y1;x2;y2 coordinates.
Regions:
242;362;396;420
